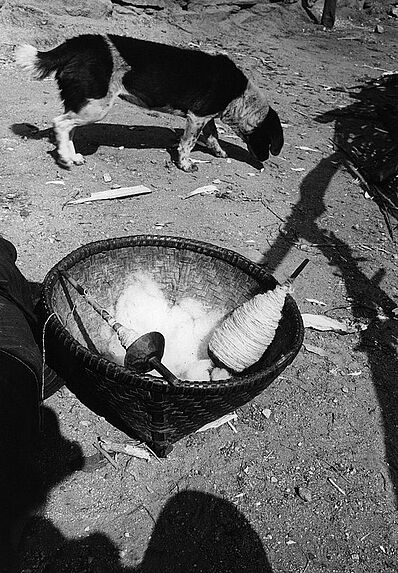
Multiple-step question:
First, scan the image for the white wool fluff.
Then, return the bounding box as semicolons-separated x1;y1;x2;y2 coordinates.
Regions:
102;271;229;380
182;359;213;382
211;367;231;381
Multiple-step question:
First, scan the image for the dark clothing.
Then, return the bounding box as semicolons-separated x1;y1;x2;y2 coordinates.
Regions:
321;0;337;28
301;0;337;29
0;237;62;570
0;237;42;568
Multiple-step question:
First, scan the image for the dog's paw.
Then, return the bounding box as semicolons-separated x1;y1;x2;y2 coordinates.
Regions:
72;153;85;165
57;157;73;169
179;160;198;173
215;149;228;159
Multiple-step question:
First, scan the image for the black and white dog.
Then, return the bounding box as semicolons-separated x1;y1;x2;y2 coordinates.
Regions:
16;35;284;172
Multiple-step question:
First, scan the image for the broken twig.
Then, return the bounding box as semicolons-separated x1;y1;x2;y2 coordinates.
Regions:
328;477;346;496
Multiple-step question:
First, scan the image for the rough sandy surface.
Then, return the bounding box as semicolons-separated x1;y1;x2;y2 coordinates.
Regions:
1;1;398;571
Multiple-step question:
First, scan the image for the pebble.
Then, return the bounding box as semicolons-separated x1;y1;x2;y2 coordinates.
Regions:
296;486;312;502
262;408;272;419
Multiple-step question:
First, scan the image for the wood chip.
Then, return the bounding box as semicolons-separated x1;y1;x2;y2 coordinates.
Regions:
196;412;237;432
295;146;321;153
184;185;218;199
100;439;150;460
67;185;152;204
305;298;327;306
302;313;356;334
303;343;328;357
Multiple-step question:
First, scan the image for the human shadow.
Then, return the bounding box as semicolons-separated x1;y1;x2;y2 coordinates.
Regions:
20;490;274;572
259;75;398;504
139;490;273;573
10;121;260;168
0;405;84;572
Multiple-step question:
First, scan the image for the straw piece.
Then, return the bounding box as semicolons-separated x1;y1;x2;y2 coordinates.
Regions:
67;185;152;205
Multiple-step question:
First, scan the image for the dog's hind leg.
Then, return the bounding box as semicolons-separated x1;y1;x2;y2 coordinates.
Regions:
53;98;115;168
201;119;227;159
177;112;212;172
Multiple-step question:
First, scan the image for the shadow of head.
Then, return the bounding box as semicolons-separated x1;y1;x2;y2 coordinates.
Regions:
20;519;126;573
140;490;273;573
10;122;263;169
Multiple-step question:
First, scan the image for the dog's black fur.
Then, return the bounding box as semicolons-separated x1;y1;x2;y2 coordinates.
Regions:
16;35;284;171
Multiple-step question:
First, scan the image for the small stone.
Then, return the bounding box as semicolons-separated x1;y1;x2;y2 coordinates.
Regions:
261;408;272;419
342;386;349;393
388;523;398;543
374;24;384;33
351;554;360;562
103;172;112;183
270;476;278;483
296;486;312;502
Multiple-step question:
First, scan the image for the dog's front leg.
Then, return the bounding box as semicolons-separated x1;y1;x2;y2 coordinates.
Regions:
177;112;207;172
202;119;227;159
52;113;77;167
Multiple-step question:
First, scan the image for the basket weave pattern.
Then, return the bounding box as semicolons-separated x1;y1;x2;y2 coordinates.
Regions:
41;235;304;456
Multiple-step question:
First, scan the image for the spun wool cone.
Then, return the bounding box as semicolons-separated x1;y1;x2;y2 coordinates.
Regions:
208;283;290;372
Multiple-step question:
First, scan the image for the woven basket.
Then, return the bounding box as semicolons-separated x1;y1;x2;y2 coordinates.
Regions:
41;235;303;456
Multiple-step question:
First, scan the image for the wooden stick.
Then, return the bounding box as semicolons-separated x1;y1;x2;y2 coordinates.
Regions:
328;477;346;496
93;441;118;469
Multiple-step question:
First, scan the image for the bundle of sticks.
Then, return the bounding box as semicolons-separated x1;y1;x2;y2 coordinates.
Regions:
327;72;398;237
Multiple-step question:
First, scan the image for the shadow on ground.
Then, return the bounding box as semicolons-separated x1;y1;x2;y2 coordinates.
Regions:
19;488;273;572
10;122;261;169
0;406;84;572
259;74;398;505
1;400;273;571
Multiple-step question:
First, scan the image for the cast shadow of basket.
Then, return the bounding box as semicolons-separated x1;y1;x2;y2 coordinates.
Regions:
258;73;398;506
20;490;274;573
10;122;261;169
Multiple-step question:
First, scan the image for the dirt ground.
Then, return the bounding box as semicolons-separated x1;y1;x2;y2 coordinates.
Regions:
1;1;398;571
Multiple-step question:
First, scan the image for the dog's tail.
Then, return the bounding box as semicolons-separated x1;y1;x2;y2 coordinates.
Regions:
15;42;71;80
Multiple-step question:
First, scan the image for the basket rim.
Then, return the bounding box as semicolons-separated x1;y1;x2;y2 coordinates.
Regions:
41;234;304;395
